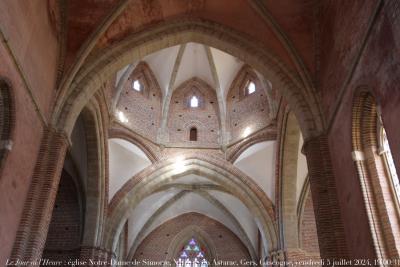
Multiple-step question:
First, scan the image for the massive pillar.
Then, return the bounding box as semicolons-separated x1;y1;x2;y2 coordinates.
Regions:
303;134;349;263
10;127;68;265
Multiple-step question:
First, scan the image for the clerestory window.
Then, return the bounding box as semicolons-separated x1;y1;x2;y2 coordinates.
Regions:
247;81;256;95
380;123;400;203
190;96;199;108
132;80;141;92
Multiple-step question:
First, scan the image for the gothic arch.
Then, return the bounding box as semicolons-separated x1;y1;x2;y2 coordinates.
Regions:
105;155;277;254
51;19;322;141
108;127;159;163
226;126;277;163
125;187;257;261
278;110;301;249
78;97;108;247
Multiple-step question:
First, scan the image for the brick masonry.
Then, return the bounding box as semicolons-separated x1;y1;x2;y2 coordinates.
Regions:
167;78;220;146
117;62;162;143
41;170;82;265
226;66;271;143
133;213;251;266
1;1;400;266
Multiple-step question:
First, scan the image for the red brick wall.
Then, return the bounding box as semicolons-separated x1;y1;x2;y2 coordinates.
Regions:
0;0;59;118
117;63;162;142
168;79;220;146
319;0;400;260
42;170;82;264
133;213;250;265
0;30;45;267
226;67;270;143
300;192;320;254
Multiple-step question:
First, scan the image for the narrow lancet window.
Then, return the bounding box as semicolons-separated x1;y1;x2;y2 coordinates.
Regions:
190;96;199;108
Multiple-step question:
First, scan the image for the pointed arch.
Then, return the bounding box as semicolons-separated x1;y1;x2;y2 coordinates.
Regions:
226;126;277;163
108;126;159;163
106;155;277;254
78;96;108;247
51;19;322;142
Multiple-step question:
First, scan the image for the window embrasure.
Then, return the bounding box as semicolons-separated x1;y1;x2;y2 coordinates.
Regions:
378;116;400;204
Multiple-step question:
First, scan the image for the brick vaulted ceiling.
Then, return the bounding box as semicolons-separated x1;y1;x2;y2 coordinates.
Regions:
61;0;317;79
52;0;315;258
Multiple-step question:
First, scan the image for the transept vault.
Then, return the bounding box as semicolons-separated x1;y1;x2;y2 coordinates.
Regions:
0;1;399;267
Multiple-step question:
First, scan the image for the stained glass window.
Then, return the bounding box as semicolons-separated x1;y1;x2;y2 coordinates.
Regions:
176;238;208;267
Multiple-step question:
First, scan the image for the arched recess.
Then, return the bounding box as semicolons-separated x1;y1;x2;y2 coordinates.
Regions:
0;78;14;171
352;89;400;260
41;170;83;263
52;19;322;142
105;155;277;255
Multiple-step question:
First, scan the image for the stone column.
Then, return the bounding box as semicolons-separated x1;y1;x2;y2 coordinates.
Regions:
10;127;68;266
302;134;349;264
